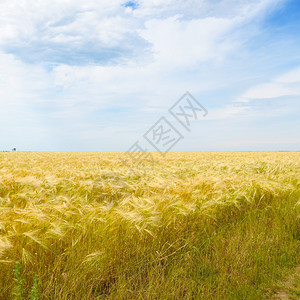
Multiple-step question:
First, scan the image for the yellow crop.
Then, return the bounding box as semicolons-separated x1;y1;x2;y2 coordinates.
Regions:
0;152;299;299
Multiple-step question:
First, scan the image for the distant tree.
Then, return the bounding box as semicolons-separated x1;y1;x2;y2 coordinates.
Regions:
12;148;16;152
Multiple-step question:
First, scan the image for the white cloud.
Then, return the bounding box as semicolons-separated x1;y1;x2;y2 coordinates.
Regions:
275;66;300;83
136;0;284;19
237;66;300;101
0;0;290;121
0;0;285;65
204;105;250;120
1;0;298;151
0;0;143;64
243;83;299;99
140;16;237;68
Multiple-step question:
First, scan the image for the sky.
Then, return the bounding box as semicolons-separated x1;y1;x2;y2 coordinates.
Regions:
0;0;299;151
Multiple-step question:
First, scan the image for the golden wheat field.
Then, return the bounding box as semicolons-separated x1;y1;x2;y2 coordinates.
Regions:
0;151;299;299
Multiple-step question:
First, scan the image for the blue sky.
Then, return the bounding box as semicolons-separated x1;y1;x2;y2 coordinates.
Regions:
0;0;299;151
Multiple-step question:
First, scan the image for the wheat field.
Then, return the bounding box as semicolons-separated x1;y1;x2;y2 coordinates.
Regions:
0;152;299;299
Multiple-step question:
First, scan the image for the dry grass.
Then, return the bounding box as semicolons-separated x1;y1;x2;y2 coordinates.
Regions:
0;152;299;299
